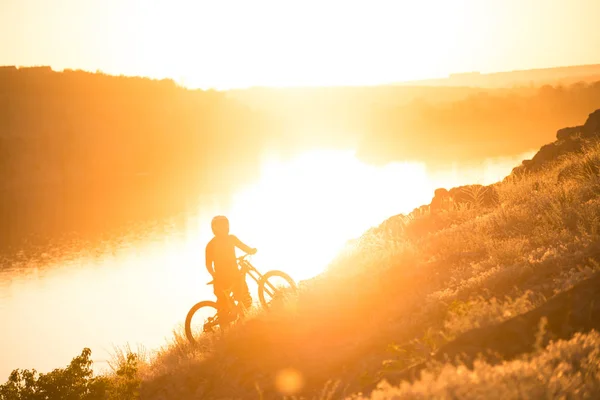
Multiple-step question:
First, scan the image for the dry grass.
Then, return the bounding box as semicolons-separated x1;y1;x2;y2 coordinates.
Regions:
358;330;600;400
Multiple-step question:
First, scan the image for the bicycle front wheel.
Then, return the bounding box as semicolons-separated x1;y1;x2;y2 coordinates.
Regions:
185;300;219;345
257;270;297;309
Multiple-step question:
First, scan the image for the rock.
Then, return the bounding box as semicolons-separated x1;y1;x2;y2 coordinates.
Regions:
512;136;586;175
508;109;600;179
582;109;600;136
535;139;584;170
434;188;448;196
556;126;583;140
430;189;450;212
555;110;599;140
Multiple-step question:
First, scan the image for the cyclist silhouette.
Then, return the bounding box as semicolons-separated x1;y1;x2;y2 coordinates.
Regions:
205;216;256;322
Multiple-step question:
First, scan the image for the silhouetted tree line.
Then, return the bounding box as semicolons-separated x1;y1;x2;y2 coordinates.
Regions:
357;81;600;165
0;67;272;246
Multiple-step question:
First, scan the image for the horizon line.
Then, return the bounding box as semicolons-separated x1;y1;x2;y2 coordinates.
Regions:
3;62;600;92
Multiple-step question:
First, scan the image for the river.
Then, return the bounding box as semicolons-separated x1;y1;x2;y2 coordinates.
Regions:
0;149;531;379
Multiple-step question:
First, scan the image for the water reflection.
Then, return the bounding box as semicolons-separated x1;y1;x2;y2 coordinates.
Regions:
0;225;206;377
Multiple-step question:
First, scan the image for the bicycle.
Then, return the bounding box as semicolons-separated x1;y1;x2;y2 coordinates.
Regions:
185;254;297;345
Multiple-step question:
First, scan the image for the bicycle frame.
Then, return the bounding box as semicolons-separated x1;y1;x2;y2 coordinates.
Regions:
238;258;262;285
238;255;278;299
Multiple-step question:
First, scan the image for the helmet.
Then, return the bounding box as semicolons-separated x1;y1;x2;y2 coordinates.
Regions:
211;215;229;236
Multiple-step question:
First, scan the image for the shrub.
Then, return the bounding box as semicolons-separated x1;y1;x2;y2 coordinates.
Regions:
0;348;142;400
0;348;107;400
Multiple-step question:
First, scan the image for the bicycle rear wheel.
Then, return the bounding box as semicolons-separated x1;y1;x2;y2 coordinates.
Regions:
185;300;219;345
258;270;297;309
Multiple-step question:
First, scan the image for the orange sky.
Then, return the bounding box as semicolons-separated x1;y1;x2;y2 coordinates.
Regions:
1;0;599;89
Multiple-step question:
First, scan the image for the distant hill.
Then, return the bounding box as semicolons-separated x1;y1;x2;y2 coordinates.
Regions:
395;63;600;88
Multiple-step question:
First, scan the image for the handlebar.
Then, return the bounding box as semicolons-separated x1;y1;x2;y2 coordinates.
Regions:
236;252;256;262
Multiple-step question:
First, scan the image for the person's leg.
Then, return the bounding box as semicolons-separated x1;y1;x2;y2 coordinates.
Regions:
214;281;233;323
232;274;252;310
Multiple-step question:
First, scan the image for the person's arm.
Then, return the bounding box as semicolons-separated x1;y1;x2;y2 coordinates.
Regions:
232;235;257;254
205;243;215;277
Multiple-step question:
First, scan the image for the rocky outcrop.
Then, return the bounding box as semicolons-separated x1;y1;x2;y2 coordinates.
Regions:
557;109;600;140
516;139;585;175
429;188;450;213
584;109;600;135
511;109;600;176
556;126;583;141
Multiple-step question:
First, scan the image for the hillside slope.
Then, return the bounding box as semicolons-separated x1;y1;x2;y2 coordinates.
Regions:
131;110;600;399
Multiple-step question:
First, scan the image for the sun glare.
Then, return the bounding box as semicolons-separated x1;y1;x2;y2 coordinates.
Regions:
225;150;430;280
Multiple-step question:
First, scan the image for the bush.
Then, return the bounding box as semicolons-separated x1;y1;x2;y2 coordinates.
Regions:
0;348;107;400
0;348;141;400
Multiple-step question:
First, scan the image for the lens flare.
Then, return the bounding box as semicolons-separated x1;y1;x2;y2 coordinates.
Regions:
275;368;304;395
